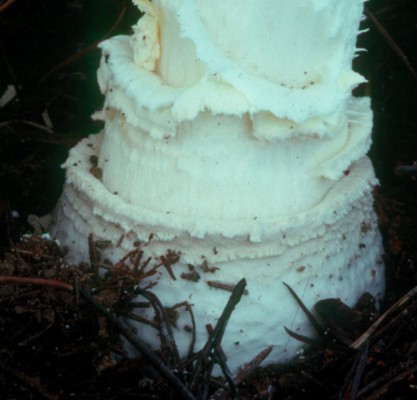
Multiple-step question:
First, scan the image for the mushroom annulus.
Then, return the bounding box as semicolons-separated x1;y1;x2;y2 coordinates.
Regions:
51;0;385;373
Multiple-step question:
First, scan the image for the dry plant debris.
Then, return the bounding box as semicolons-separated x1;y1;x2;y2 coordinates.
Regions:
0;235;271;399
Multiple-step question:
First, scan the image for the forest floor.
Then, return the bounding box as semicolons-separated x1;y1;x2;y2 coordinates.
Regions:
1;0;417;399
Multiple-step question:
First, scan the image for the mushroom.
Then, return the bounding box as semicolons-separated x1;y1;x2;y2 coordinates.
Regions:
52;0;384;373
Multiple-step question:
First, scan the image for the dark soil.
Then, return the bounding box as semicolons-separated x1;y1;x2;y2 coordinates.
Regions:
1;0;417;399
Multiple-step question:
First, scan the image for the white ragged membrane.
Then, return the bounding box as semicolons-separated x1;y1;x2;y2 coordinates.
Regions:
52;133;384;372
152;0;367;122
52;0;384;374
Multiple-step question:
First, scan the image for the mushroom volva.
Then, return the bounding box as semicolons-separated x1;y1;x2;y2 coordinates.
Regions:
52;0;384;373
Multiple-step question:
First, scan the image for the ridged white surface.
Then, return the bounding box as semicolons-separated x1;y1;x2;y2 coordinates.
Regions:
52;133;384;372
52;0;384;373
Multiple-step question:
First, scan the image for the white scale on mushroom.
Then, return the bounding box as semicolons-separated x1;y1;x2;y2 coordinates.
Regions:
52;0;385;373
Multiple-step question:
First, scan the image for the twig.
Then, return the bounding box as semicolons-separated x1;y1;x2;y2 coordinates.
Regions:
371;300;417;352
124;311;159;329
283;282;325;337
19;318;55;346
134;288;183;375
114;247;142;270
0;275;73;291
184;302;197;359
357;362;417;399
0;0;18;13
0;120;54;134
365;6;417;84
39;1;127;84
159;250;181;280
206;324;236;396
0;361;58;400
207;280;248;295
283;326;354;356
340;341;369;400
234;345;274;385
80;289;196;400
351;285;417;349
166;300;197;359
88;233;100;277
283;326;324;347
395;163;417;177
190;278;247;391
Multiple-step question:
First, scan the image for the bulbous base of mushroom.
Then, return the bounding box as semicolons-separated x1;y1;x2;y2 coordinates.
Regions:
52;132;384;374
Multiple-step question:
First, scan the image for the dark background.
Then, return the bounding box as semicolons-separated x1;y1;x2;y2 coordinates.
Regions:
0;0;138;236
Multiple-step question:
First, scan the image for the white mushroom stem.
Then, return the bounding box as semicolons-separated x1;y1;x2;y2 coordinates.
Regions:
52;0;384;373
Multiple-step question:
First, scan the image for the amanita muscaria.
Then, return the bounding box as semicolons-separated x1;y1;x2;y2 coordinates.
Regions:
52;0;384;372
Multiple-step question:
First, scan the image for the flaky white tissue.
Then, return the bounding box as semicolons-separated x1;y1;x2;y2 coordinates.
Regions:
52;0;384;373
